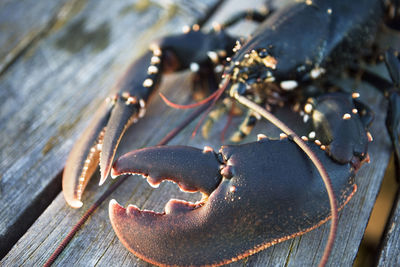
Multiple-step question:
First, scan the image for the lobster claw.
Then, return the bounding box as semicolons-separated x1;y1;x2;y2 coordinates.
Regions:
110;138;358;266
63;28;237;208
99;93;146;185
63;101;112;208
63;95;146;208
63;52;156;208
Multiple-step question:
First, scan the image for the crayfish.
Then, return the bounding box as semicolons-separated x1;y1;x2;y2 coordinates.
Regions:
62;0;400;266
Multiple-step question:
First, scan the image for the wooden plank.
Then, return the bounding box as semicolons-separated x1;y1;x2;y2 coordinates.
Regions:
0;0;216;258
0;0;70;74
0;0;396;266
376;189;400;266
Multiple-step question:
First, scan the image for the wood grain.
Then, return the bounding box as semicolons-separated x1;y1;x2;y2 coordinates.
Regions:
0;0;216;258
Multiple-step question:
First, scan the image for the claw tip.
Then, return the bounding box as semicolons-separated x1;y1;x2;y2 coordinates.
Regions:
99;167;110;185
99;176;106;186
109;199;127;216
110;167;119;179
68;199;83;209
109;199;122;210
110;198;118;206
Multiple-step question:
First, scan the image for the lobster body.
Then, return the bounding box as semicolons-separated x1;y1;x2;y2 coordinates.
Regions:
62;0;400;265
228;0;384;82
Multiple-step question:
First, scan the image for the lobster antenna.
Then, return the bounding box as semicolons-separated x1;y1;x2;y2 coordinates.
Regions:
233;92;338;267
160;76;231;138
159;85;224;109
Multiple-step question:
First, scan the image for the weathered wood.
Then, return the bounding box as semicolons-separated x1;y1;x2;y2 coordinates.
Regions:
376;189;400;266
0;0;397;266
0;0;70;74
0;0;215;258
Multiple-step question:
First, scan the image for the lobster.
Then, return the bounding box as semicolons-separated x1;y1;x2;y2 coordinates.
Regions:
62;0;400;266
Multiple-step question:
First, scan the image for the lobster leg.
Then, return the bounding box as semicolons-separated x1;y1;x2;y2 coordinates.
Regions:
384;49;400;178
230;110;260;142
63;28;237;208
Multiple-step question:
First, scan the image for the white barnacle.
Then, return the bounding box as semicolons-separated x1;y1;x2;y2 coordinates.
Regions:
207;51;219;63
182;25;190;33
192;24;200;31
367;132;374;142
190;62;200;72
122;91;130;99
308;131;316;139
235;40;241;48
106;94;118;106
143;78;154;88
214;65;224;73
147;65;158;74
310;67;325;79
304;103;313;113
342;113;351;120
303;114;310;123
151;56;161;65
280;80;298;91
139;99;146;108
280;133;288;140
257;134;267;141
229;185;236;193
151;46;162;57
202;146;214;153
125;96;137;105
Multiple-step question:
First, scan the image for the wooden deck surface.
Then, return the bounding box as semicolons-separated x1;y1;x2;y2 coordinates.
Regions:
1;0;399;266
